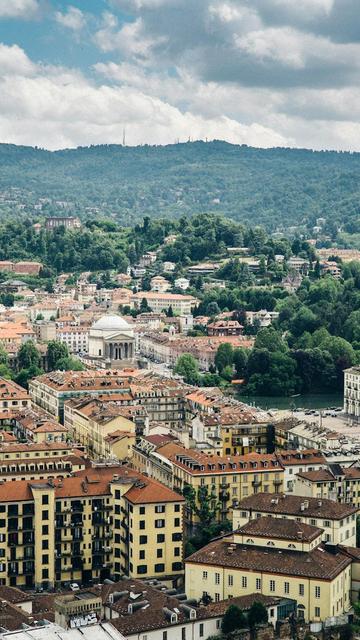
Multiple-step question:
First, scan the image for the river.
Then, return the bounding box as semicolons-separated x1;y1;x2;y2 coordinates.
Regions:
235;392;344;411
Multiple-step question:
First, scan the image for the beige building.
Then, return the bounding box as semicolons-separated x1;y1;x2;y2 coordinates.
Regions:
64;396;136;459
185;516;352;623
0;378;31;413
132;441;284;525
294;464;360;507
0;464;184;590
132;292;198;315
233;492;358;547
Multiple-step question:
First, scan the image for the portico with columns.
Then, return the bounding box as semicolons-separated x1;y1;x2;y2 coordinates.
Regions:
87;315;136;368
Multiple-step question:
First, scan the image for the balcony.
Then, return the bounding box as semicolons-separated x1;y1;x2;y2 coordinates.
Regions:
252;479;261;487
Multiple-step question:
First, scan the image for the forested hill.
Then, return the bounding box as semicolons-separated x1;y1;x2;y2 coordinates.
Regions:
1;141;360;231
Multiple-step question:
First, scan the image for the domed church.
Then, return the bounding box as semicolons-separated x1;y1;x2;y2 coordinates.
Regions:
88;314;135;368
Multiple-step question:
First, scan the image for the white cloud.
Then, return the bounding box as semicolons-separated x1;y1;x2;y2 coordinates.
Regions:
55;6;86;32
0;0;39;19
94;13;166;58
0;43;36;76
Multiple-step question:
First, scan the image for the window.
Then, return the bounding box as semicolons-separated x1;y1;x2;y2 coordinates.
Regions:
42;540;49;550
155;563;165;573
284;582;289;594
155;519;165;528
137;565;147;575
315;607;320;618
42;569;49;579
175;504;180;512
139;520;145;529
42;525;48;535
315;586;321;598
139;535;147;544
299;584;304;596
139;506;145;515
174;547;180;556
199;623;204;637
157;548;163;558
172;562;182;571
242;576;247;588
270;580;275;592
174;518;180;527
163;632;167;640
155;505;165;513
228;575;233;586
215;593;220;602
182;628;186;640
203;571;208;580
139;550;145;560
256;578;261;590
42;510;49;520
172;533;182;541
324;520;330;527
42;495;49;505
310;519;317;526
157;534;165;543
215;573;220;585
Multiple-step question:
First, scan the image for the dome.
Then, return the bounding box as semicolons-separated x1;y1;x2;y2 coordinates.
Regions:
92;315;132;332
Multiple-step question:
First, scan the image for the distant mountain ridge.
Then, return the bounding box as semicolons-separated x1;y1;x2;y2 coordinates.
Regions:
0;140;360;231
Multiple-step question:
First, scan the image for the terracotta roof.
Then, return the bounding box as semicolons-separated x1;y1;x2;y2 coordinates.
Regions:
236;492;358;519
186;538;352;580
277;449;326;466
123;477;184;505
156;443;283;475
236;516;323;542
0;586;32;604
297;466;360;482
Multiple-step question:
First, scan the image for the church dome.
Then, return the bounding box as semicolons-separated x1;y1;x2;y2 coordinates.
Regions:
92;315;132;332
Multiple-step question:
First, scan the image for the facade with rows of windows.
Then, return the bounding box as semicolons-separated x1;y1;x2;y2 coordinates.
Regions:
0;464;184;590
185;516;352;623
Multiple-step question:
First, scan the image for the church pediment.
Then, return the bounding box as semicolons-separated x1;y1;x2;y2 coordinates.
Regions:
103;332;135;341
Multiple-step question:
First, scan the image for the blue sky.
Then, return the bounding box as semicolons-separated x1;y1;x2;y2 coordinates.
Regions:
0;0;360;150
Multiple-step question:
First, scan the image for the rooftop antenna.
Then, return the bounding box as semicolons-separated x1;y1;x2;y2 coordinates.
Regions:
123;128;126;146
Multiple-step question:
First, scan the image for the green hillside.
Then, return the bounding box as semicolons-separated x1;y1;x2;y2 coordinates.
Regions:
1;141;360;231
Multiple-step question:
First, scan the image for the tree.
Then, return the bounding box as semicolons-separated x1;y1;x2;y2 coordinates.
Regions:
140;297;151;313
248;602;268;629
215;343;233;373
206;301;220;316
56;357;85;371
174;353;200;385
182;484;220;528
15;364;43;389
221;605;247;634
255;327;286;353
233;347;248;378
167;305;174;317
18;341;40;370
47;341;69;370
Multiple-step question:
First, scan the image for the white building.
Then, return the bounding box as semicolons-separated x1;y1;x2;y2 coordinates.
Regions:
174;277;190;291
344;367;360;419
56;326;89;354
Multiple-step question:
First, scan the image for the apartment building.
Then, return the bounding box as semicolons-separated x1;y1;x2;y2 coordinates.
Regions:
56;326;89;354
138;332;254;371
132;441;284;525
10;407;68;443
132;292;198;315
276;450;327;493
29;370;141;422
185;516;352;623
294;463;360;507
64;396;136;459
344;366;360;419
105;579;293;640
45;217;81;230
0;464;184;591
0;379;31;413
233;492;358;547
0;442;86;481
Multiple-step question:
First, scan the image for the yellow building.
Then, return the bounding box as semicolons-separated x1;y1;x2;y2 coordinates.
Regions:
132;440;284;525
233;492;359;547
0;464;184;590
185;516;352;623
0;378;31;413
64;396;136;459
0;441;86;481
294;465;360;507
